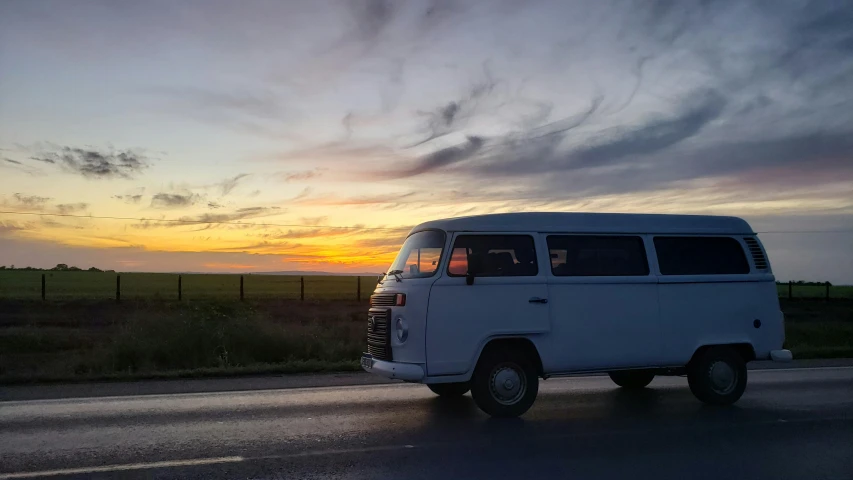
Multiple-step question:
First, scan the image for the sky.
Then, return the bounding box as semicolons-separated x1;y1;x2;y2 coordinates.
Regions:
0;0;851;282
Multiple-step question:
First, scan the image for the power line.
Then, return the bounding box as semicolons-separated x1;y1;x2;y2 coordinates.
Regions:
0;210;412;232
1;210;852;234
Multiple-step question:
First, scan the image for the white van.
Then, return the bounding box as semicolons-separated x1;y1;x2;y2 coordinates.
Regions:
361;213;792;417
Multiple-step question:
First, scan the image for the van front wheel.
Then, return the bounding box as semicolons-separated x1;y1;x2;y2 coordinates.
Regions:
427;382;470;397
470;348;539;417
687;346;747;405
608;370;655;389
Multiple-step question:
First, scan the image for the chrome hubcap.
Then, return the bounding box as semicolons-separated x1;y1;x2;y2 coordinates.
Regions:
490;364;526;405
709;361;737;395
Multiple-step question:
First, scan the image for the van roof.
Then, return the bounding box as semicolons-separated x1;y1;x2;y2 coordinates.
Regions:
411;212;754;235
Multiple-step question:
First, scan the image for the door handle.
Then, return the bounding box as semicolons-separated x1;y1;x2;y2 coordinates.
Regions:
528;297;548;304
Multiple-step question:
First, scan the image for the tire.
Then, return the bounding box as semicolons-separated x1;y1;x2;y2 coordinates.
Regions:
427;382;470;397
608;370;655;389
687;346;747;405
470;347;539;417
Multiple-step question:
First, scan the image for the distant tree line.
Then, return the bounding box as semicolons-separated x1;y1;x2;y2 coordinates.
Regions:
0;264;115;273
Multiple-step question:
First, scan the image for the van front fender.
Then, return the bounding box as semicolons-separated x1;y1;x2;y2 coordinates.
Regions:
467;335;545;379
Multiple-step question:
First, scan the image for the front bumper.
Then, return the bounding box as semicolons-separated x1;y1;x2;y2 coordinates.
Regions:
361;354;424;381
770;349;793;362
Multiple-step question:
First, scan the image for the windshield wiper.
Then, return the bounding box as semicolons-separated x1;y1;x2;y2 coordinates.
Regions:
385;269;404;282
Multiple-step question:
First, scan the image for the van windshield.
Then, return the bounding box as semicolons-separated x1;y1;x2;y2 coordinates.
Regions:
385;230;446;279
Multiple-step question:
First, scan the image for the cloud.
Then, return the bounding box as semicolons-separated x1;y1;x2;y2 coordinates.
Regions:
381;95;602;179
389;136;484;178
145;86;290;137
349;0;395;42
0;222;27;237
208;201;224;209
112;194;143;204
147;86;287;119
539;130;853;200
29;145;151;179
294;191;417;206
132;206;283;229
40;218;86;230
55;203;89;214
566;90;726;169
299;216;328;226
201;262;258;270
4;194;87;217
408;67;497;147
217;173;251;196
256;226;362;240
1;157;44;176
13;193;52;207
150;193;199;209
278;170;322;183
293;187;312;201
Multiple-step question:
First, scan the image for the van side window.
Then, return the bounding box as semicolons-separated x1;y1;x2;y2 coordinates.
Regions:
547;235;649;276
654;236;749;275
447;235;538;277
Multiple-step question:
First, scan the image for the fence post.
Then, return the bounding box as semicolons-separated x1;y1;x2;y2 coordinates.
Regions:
788;281;793;299
826;281;830;301
357;276;361;302
240;275;244;301
178;275;182;301
116;274;121;302
300;276;305;301
41;273;46;301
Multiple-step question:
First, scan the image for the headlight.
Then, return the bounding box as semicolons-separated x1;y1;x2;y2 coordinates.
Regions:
395;317;408;343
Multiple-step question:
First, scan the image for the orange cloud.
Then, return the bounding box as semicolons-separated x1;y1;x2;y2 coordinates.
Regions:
202;262;258;269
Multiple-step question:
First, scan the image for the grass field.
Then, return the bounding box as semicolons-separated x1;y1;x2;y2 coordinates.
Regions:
0;271;380;300
1;271;850;299
0;297;850;384
0;299;367;383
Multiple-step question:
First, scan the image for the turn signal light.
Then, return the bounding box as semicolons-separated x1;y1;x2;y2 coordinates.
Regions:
395;293;406;306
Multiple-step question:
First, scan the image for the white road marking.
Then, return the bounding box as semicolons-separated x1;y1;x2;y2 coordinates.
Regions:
2;415;851;477
750;366;853;373
0;456;244;479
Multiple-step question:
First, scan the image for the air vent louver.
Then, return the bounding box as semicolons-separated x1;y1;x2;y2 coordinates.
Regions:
743;237;768;270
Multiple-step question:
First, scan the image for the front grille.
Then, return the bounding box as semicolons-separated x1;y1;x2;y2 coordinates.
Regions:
370;293;396;307
366;308;392;361
743;237;768;270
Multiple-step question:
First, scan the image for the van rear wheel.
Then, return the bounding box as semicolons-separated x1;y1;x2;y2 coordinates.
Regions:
427;382;470;397
608;370;655;389
687;346;747;405
470;348;539;418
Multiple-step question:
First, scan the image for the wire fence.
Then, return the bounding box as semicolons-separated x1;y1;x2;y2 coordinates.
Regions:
776;282;852;300
0;271;850;301
0;271;380;301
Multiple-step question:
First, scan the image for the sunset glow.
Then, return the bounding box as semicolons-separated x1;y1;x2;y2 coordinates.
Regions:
1;1;852;281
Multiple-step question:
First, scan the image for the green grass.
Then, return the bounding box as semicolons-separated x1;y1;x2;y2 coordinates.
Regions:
0;271;380;300
785;322;853;359
0;299;368;383
1;298;850;384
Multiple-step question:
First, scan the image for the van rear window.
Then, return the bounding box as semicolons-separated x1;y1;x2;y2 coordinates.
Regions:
547;235;649;276
448;235;538;277
654;236;749;275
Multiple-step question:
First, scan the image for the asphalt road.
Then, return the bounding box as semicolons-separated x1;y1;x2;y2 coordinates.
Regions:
1;366;852;479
